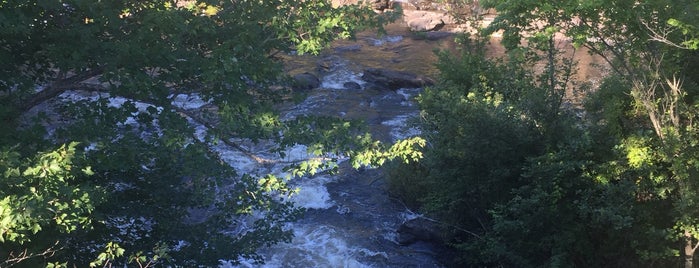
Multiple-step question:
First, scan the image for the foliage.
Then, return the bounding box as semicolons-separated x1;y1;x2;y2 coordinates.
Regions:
388;39;547;265
0;0;412;266
388;0;699;267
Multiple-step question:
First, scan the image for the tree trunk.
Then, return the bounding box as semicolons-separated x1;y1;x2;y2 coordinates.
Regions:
685;230;695;268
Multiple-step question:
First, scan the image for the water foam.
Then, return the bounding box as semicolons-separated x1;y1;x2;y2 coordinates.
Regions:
321;69;366;90
381;113;422;141
233;224;373;268
290;175;335;210
396;88;421;107
364;35;404;46
170;93;210;110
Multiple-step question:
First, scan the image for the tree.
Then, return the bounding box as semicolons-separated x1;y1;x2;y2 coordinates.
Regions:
387;1;699;266
0;0;419;266
387;38;557;266
479;0;699;266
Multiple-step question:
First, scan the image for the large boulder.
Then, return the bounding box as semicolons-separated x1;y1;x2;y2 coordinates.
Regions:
343;81;362;90
362;68;434;90
292;72;320;91
403;10;452;32
396;218;443;245
408;17;445;32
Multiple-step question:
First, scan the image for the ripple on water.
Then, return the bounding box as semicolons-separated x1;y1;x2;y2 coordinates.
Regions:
364;35;404;46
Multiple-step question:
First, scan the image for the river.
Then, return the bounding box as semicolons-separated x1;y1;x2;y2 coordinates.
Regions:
222;28;456;267
211;10;607;266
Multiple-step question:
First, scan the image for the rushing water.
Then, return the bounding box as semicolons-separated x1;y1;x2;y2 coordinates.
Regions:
223;33;449;267
53;29;447;267
34;13;609;266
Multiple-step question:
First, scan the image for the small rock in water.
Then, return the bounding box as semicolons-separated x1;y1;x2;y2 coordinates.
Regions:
396;218;442;245
293;72;320;91
316;55;344;73
362;68;435;90
343;81;362;90
424;31;453;40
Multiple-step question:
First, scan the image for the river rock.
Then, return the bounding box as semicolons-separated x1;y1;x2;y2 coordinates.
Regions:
396;218;442;245
409;31;454;41
316;55;344;74
362;68;434;90
343;81;362;90
408;18;444;32
404;10;448;32
423;31;453;40
292;72;320;91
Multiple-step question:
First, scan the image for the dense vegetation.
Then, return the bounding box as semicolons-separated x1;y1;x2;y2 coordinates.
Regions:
6;0;699;266
389;0;699;267
0;0;427;266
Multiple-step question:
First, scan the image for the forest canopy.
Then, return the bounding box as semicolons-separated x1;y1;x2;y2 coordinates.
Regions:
0;0;423;266
5;0;699;266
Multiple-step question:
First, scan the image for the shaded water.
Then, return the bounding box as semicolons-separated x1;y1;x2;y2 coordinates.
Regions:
231;29;452;267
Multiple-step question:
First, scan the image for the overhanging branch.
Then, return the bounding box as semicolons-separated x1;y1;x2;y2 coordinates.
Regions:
19;68;104;113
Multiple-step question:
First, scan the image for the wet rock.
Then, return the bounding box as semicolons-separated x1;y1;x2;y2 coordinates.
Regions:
396;218;442;245
343;81;362;90
316;55;344;73
424;31;453;40
397;232;418;245
292;72;320;91
409;31;453;41
410;32;454;41
362;68;434;90
335;44;362;53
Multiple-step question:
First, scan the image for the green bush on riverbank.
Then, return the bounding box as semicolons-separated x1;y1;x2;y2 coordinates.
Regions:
389;0;699;266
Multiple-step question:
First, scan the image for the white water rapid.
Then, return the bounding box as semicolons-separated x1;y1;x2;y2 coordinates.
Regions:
227;35;445;267
53;33;445;267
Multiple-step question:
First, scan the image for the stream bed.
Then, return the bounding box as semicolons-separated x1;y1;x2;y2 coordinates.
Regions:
228;32;452;267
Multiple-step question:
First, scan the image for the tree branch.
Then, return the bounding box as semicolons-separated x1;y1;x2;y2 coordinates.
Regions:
26;79;333;171
640;18;694;50
2;241;61;267
173;107;333;166
20;68;104;113
391;196;483;240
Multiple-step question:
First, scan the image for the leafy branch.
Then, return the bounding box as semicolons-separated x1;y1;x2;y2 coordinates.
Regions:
1;241;61;267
